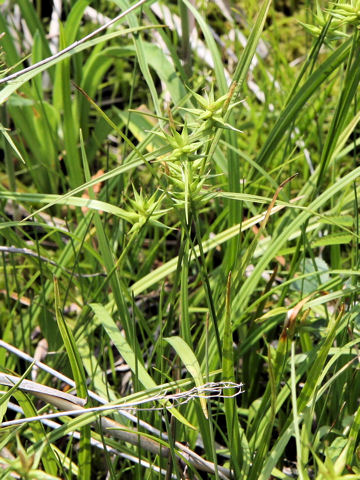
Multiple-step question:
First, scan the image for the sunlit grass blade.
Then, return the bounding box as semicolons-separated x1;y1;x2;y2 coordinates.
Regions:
90;303;194;429
54;277;91;479
234;165;360;319
258;306;344;480
164;335;208;418
222;272;242;477
255;37;352;170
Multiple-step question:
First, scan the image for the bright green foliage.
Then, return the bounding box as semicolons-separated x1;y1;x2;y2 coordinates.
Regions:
126;186;169;233
179;85;243;132
327;1;360;26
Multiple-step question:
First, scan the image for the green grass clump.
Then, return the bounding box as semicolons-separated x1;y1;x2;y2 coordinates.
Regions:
1;0;360;478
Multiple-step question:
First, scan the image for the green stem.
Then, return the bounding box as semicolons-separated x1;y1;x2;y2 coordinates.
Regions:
192;214;222;360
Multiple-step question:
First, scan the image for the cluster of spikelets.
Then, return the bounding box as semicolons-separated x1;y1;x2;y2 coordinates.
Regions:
126;86;242;230
300;1;360;42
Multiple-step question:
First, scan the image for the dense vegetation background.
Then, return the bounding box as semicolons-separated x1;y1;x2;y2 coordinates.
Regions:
1;0;360;478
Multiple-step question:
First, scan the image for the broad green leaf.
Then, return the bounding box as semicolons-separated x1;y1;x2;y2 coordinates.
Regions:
54;278;88;401
90;303;195;429
164;336;208;418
